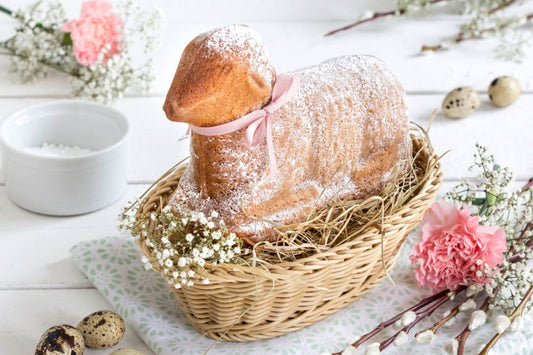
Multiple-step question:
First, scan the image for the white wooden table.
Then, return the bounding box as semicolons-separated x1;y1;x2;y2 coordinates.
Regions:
1;1;532;354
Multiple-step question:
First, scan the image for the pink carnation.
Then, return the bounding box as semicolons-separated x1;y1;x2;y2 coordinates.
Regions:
410;201;506;292
62;0;123;66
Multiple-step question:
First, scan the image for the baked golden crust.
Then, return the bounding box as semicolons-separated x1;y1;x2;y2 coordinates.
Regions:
163;26;276;127
165;25;411;245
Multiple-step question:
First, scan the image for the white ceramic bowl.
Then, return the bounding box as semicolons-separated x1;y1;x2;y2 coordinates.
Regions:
0;100;129;215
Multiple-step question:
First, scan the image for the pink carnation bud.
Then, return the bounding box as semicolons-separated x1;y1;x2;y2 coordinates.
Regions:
410;201;506;292
62;0;123;66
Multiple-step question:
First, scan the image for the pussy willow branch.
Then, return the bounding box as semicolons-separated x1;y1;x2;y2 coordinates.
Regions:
521;177;533;194
489;0;521;14
456;297;490;355
379;294;452;351
324;0;449;36
331;286;466;354
479;285;533;355
417;296;474;336
421;12;533;51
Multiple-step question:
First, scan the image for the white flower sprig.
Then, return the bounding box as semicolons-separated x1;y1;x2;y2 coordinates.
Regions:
0;0;162;104
119;204;250;287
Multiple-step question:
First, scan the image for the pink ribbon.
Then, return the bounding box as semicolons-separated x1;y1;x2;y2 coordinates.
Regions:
188;74;301;180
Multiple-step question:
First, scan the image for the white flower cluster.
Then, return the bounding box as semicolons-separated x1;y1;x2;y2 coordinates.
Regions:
487;255;533;314
71;0;162;104
1;1;78;82
120;203;250;287
71;48;156;104
1;0;162;105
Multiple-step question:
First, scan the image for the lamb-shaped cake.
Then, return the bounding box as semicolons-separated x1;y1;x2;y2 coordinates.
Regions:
164;25;411;245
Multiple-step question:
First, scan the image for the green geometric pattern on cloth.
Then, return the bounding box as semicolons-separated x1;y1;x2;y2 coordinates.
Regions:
70;233;532;355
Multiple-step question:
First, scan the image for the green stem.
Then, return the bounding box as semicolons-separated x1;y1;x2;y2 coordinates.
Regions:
0;4;12;16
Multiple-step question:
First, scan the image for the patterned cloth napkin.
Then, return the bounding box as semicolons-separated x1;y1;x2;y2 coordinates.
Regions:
70;234;532;355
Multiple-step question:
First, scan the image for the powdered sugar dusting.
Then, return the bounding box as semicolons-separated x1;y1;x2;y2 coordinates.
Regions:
203;25;274;85
168;28;410;244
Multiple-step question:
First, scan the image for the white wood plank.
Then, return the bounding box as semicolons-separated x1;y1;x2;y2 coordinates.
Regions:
1;94;531;184
0;181;528;288
0;184;150;288
1;18;533;95
0;289;155;355
407;94;533;182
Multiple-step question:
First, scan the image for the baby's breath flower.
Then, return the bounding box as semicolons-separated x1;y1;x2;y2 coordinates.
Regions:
120;202;246;287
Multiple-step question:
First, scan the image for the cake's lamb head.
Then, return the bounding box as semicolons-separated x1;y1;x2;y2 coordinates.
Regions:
163;25;276;127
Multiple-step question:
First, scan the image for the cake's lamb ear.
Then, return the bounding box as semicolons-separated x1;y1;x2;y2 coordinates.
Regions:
163;25;276;127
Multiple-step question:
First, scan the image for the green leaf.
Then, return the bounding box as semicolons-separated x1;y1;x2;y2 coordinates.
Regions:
486;190;499;206
62;32;72;46
471;197;486;206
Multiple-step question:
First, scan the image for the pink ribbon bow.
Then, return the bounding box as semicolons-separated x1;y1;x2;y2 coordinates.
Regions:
188;74;301;180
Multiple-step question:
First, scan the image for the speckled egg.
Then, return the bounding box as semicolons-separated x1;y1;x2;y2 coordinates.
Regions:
442;86;481;118
35;324;84;355
488;76;521;107
77;310;125;349
110;348;145;355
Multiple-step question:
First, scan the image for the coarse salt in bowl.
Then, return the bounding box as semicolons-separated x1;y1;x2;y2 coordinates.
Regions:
0;100;129;215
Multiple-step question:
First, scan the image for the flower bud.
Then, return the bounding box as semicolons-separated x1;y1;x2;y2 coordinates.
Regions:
494;315;511;334
444;339;458;355
416;330;436;344
342;346;358;355
364;343;381;355
394;331;408;346
468;310;487;330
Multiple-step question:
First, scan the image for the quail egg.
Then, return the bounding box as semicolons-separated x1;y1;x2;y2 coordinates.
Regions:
442;86;481;118
35;324;84;355
488;76;521;107
77;310;125;349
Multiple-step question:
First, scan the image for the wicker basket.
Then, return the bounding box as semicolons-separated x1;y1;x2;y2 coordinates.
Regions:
135;133;442;341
